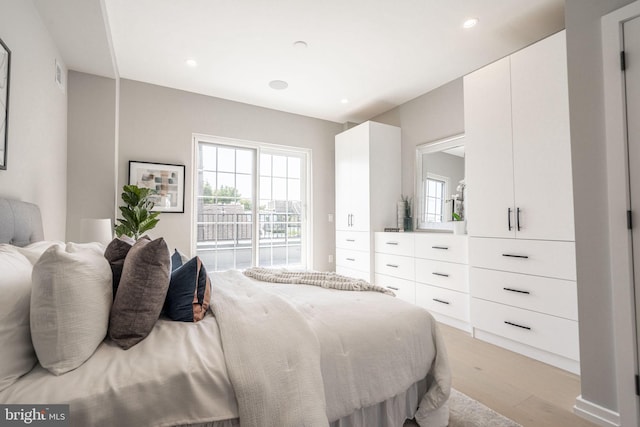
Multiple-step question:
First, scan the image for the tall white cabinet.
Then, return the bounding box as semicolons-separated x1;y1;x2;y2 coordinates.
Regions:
335;121;401;282
465;31;580;373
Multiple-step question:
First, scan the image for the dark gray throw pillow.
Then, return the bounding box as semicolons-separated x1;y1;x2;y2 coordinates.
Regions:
108;237;171;349
104;235;146;299
164;256;211;322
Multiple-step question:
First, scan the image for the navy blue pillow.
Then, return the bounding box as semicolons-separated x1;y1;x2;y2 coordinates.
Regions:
170;249;183;272
164;256;211;322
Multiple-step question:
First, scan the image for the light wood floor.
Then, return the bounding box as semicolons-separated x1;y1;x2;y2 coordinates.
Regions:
439;323;597;427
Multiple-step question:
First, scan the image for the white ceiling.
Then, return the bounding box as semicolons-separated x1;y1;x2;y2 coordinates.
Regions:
36;0;565;124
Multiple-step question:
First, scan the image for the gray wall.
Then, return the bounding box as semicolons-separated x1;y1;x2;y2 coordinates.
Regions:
372;79;465;198
117;79;342;271
565;0;636;412
66;71;117;242
0;0;68;240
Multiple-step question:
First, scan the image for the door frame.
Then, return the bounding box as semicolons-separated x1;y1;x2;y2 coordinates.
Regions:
601;2;640;426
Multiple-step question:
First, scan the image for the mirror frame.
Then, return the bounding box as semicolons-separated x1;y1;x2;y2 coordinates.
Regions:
414;133;465;231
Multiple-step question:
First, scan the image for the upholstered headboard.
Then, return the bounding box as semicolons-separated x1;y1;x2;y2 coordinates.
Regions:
0;198;44;246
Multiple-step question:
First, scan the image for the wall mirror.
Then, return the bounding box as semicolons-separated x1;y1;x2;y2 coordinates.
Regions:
415;133;465;231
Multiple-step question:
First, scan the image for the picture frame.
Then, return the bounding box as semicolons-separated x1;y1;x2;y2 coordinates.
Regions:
0;37;11;171
128;161;185;213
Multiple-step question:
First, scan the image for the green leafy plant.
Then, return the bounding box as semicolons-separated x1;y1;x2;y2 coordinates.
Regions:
452;212;462;221
115;185;160;239
401;194;412;218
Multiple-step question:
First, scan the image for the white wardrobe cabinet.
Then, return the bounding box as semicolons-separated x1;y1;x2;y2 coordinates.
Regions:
464;31;579;374
335;121;401;282
465;31;574;242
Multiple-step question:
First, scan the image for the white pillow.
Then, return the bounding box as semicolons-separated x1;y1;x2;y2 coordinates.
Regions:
0;245;37;391
31;245;113;375
16;240;64;264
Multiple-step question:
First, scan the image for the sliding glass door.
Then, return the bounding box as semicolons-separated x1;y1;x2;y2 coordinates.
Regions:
195;137;308;271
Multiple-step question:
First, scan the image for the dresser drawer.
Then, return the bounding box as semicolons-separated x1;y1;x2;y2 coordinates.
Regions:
471;298;579;360
374;253;415;281
336;248;370;272
469;237;576;280
414;233;468;264
416;284;470;322
415;259;469;293
470;267;578;320
336;230;370;252
375;274;415;304
375;232;415;257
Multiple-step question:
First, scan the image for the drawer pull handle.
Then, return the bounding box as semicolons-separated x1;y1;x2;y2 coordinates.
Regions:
432;246;449;250
387;286;399;291
433;298;450;305
504;321;531;331
503;287;530;295
386;241;399;245
386;264;399;268
432;272;449;277
346;239;356;242
346;258;356;262
502;253;529;259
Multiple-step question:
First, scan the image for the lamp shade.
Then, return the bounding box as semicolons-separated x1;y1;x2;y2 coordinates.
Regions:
80;218;113;245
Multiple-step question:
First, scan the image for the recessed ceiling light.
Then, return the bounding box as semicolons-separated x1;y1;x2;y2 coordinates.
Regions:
340;98;349;104
185;58;198;67
463;18;478;29
293;40;308;49
269;80;289;90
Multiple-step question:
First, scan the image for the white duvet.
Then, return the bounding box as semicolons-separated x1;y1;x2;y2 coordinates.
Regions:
0;270;450;427
212;270;451;427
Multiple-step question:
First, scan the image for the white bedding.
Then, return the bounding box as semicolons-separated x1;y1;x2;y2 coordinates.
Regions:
0;270;450;427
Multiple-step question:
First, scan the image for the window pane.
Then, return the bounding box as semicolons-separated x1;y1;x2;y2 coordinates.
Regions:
218;148;236;173
436;182;443;198
288;157;301;178
288;179;300;200
200;145;217;171
236;150;252;174
272;156;287;177
428;180;436;195
273;177;287;200
236;174;252;198
218;172;235;191
260;177;271;199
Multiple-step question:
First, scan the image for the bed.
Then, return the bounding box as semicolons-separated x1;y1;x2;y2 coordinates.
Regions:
0;198;451;427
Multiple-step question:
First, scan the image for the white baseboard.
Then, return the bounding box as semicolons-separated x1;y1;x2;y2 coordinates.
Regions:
574;395;620;427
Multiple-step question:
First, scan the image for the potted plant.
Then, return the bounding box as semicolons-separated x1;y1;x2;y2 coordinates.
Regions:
115;185;160;239
401;195;413;231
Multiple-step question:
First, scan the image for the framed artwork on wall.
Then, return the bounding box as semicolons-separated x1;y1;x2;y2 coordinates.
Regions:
0;37;11;170
128;161;185;213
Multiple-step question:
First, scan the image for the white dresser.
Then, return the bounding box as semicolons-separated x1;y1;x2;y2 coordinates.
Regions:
464;31;579;374
335;121;401;282
374;232;470;332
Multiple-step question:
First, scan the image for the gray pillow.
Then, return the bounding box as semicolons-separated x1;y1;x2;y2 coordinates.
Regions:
108;237;170;349
104;235;141;299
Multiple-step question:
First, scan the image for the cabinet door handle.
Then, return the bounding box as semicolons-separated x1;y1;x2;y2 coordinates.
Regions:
503;287;530;295
433;298;450;305
431;246;448;250
386;241;399;246
386;264;399;268
516;207;522;231
346;258;356;262
504;321;531;331
432;272;449;277
351;214;354;227
346;239;355;242
508;207;512;231
386;286;399;291
502;253;529;259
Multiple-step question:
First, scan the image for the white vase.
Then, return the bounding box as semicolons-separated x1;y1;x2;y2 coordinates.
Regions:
453;220;467;235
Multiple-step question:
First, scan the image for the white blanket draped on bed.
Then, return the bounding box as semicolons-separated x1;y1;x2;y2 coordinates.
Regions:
210;270;451;427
